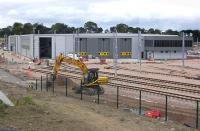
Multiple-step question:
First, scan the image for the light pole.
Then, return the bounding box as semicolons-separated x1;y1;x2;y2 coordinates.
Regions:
182;32;185;72
54;30;56;59
76;29;80;57
32;27;36;58
138;30;142;71
73;31;75;59
113;28;118;77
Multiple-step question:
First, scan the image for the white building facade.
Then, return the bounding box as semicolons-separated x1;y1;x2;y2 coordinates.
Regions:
8;33;193;60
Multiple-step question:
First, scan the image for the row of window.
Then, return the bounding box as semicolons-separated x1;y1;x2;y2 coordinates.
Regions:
160;51;176;53
145;40;193;47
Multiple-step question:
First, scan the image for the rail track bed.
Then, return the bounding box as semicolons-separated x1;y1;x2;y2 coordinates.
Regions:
31;65;200;101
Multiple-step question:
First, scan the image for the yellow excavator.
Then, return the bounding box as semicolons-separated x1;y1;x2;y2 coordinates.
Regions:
52;53;108;94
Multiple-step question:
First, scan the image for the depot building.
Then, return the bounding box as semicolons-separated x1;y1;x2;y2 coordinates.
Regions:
8;33;193;60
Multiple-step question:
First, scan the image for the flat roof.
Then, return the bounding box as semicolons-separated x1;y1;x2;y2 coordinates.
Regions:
9;33;179;38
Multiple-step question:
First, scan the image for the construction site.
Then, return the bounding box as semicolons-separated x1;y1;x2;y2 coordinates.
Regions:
0;32;200;130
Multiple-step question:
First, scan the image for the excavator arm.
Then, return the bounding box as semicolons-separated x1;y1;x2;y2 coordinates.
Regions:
53;53;88;76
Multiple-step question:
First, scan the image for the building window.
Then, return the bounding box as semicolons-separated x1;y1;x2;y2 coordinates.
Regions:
185;40;193;47
154;40;192;47
145;40;153;47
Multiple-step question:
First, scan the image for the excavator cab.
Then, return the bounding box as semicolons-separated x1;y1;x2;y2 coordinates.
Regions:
84;68;99;84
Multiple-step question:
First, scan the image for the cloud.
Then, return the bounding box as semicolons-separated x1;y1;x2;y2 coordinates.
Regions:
0;0;200;30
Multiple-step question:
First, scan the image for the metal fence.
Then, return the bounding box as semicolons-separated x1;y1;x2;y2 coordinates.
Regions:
31;74;199;129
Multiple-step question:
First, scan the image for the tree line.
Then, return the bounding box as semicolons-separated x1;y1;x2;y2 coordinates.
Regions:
0;21;200;41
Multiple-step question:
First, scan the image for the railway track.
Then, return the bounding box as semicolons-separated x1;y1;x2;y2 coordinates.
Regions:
31;66;200;101
57;64;200;88
105;65;192;79
40;65;200;95
59;65;200;93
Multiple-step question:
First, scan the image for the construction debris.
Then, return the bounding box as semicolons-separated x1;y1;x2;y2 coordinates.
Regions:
0;90;14;106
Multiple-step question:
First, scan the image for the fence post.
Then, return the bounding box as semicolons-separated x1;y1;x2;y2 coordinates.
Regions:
36;79;37;90
165;95;168;121
139;90;142;115
52;77;55;94
80;80;83;100
46;74;48;92
97;86;100;104
41;75;42;91
196;100;199;129
117;86;119;109
65;78;68;96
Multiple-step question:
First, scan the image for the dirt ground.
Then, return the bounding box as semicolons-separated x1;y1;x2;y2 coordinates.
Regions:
0;80;196;131
0;49;200;130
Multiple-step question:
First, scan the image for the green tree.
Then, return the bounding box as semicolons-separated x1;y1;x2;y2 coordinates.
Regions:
116;23;129;33
193;30;200;42
97;27;103;33
0;26;12;37
165;29;179;35
22;23;33;34
154;29;161;34
84;21;100;33
128;27;138;33
147;28;155;34
51;23;67;34
12;22;23;35
66;27;75;33
110;26;116;33
76;27;86;33
33;23;50;34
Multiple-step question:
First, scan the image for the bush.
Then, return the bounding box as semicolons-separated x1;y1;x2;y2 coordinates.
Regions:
15;96;34;106
0;100;6;111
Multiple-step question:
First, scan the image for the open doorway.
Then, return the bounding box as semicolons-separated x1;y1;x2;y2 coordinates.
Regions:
39;37;52;59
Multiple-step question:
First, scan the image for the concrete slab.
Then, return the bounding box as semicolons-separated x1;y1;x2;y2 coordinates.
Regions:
0;90;14;106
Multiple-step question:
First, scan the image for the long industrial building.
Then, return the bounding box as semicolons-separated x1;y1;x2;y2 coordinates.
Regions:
8;33;193;60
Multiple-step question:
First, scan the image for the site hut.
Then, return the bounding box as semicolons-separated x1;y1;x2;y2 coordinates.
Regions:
8;33;193;60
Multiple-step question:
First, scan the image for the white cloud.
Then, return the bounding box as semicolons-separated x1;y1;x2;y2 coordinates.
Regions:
0;0;200;30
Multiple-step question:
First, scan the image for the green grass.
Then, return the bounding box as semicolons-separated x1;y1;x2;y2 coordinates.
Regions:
15;96;34;106
0;100;6;110
0;100;7;116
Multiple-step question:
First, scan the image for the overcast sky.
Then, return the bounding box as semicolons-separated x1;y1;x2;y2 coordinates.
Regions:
0;0;200;30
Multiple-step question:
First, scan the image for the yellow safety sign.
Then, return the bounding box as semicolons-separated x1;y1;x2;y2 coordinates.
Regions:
79;52;87;56
120;52;132;56
98;52;110;56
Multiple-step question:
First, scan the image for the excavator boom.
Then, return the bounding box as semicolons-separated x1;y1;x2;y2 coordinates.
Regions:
53;53;87;76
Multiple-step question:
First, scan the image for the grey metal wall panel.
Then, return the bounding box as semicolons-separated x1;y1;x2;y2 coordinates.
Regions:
87;38;98;57
9;36;17;52
20;36;31;49
80;38;87;52
97;38;112;58
34;35;40;59
98;38;110;52
75;38;87;52
117;38;132;58
20;36;31;57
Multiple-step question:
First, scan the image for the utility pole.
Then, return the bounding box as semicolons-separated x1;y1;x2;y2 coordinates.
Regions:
182;32;185;72
197;37;199;52
73;31;75;59
54;30;56;59
76;29;80;57
138;30;142;71
113;28;118;77
32;27;36;58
